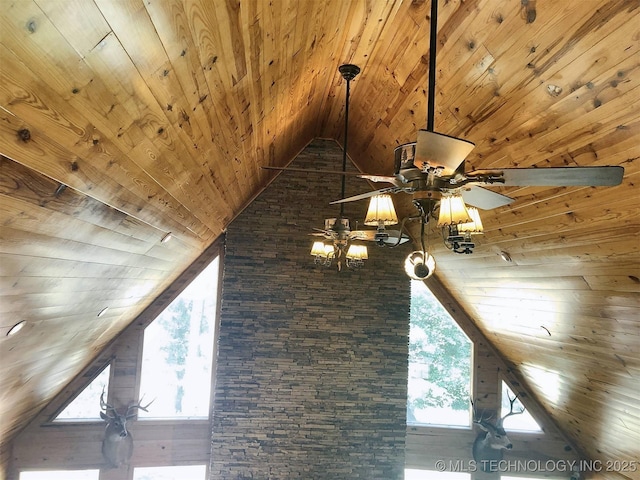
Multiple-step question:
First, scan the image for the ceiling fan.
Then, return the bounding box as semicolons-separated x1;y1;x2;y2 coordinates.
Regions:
330;129;624;214
329;3;624;219
264;0;624;275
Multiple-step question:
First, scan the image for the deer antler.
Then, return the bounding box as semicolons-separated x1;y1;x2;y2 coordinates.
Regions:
99;388;118;419
470;398;496;431
497;392;525;429
125;395;155;419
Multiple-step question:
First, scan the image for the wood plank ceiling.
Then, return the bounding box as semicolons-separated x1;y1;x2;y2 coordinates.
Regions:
0;0;638;471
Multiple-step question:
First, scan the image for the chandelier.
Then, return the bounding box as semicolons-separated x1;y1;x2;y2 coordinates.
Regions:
309;64;369;271
310;219;369;270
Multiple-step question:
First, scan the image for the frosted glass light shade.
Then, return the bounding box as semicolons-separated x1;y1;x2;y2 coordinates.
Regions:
437;195;471;227
404;251;436;280
458;206;484;234
364;194;398;226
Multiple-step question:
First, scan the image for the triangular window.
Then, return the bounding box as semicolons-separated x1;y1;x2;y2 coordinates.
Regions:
138;256;220;419
407;281;473;427
54;364;111;421
501;381;542;432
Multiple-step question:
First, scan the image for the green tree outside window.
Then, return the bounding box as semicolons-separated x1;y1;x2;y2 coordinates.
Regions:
407;281;472;426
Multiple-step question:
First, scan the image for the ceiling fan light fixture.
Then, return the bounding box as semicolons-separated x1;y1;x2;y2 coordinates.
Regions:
458;206;484;234
364;194;398;226
404;251;436;280
437;194;471;227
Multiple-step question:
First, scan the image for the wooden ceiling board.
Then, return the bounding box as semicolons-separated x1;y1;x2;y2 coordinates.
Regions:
1;0;638;474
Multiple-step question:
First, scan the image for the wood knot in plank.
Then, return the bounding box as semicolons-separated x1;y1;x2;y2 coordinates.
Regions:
520;0;537;23
17;129;31;142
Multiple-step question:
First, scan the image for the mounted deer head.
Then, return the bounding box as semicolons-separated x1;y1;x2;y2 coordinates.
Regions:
99;389;153;468
471;392;524;472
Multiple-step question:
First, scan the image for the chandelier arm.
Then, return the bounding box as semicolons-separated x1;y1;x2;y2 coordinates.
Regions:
386;216;410;248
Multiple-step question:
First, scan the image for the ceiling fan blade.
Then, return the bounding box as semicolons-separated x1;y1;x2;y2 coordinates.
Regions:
350;229;411;245
358;174;401;186
499;166;624;186
378;229;411;246
330;187;398;204
461;186;514;210
262;166;364;176
350;230;377;241
415;130;475;176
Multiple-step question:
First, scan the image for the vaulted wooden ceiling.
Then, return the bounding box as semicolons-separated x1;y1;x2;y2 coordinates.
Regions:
1;0;638;473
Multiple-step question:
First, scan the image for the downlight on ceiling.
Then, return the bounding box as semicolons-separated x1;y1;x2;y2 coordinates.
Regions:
6;320;26;337
499;251;513;263
161;232;173;243
97;307;109;318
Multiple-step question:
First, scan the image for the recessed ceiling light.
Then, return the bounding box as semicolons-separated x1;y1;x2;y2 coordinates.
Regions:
97;307;109;318
499;251;512;263
7;320;26;337
161;232;172;243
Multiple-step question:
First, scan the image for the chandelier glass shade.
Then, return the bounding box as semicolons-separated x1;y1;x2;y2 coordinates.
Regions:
346;244;368;261
364;194;399;226
310;239;368;269
311;241;333;258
